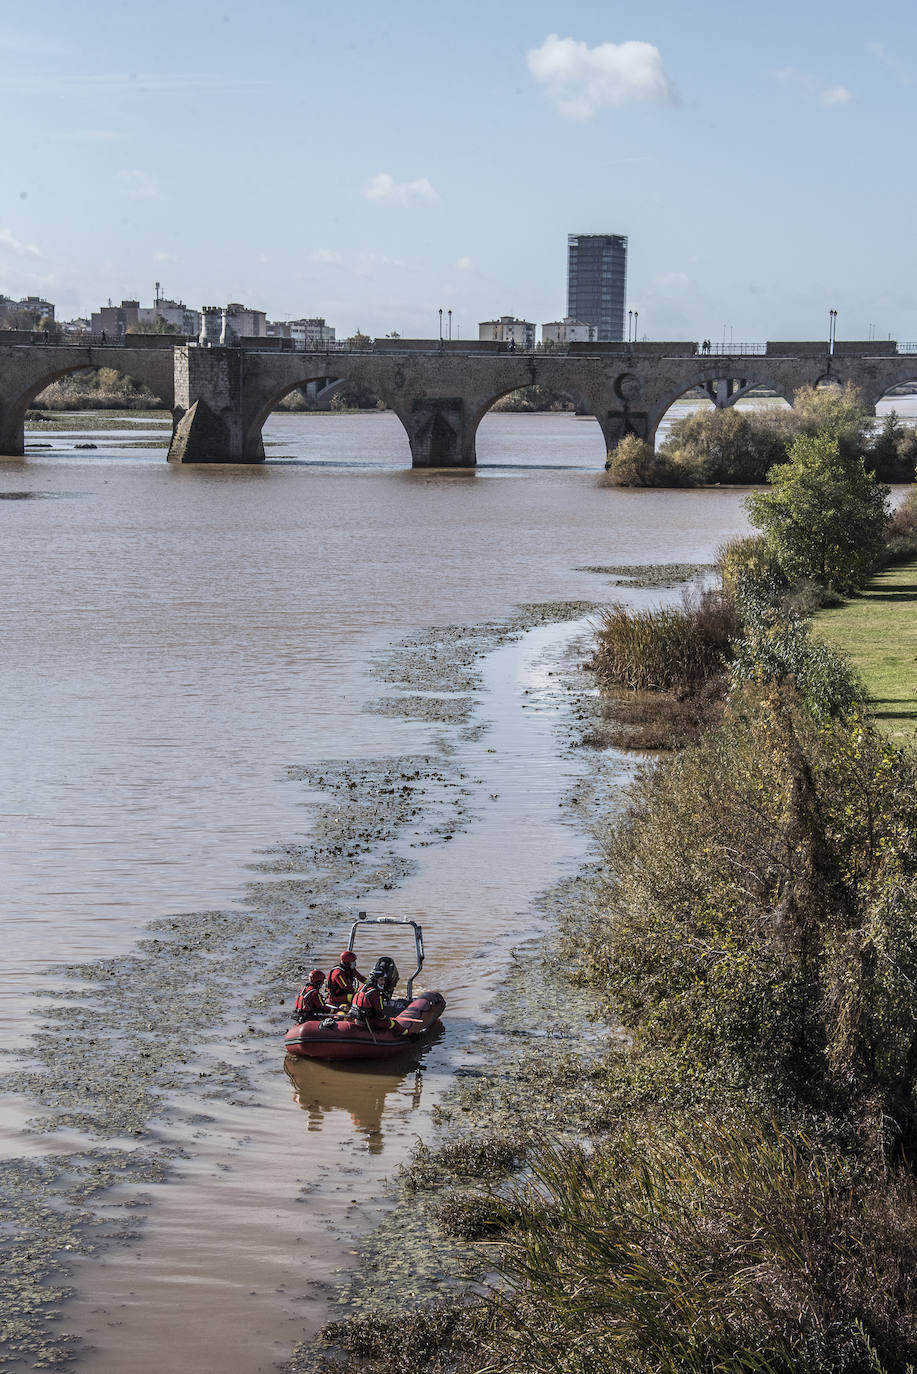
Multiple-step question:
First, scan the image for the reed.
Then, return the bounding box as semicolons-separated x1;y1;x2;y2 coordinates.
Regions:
475;1120;917;1374
591;588;737;695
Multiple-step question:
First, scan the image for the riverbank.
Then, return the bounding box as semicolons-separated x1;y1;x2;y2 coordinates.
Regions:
287;558;917;1372
25;410;171;430
811;556;917;743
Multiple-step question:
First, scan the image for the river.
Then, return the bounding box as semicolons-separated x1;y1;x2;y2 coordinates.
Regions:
0;407;779;1371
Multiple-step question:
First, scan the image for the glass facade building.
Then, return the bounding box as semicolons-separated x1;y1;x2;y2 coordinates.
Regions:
566;234;627;343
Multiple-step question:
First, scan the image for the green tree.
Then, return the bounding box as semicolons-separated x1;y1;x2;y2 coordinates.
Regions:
792;381;871;461
127;316;180;335
346;329;372;351
747;432;889;592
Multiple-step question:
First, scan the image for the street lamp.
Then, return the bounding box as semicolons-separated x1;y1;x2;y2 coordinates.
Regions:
448;309;452;342
438;308;443;342
628;309;633;343
633;311;638;343
828;308;838;355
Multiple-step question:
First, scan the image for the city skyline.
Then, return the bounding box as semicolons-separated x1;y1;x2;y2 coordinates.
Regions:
1;0;915;343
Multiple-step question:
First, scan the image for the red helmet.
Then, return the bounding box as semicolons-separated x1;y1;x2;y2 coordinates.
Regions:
340;950;357;965
308;969;325;986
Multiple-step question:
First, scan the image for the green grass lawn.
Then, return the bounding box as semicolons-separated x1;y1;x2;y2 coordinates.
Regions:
812;559;917;745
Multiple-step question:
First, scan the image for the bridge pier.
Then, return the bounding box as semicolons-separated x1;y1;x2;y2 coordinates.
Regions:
168;345;263;463
0;402;24;457
404;398;476;466
703;377;751;407
598;406;652;451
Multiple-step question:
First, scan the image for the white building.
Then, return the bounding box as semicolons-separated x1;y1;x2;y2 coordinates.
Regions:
221;303;267;342
267;317;336;348
292;317;335;349
541;316;598;346
478;315;536;349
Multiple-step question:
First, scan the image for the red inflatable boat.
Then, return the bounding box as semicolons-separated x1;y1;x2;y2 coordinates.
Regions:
284;915;446;1062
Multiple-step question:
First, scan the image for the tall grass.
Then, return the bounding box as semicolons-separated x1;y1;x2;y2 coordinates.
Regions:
592;588;737;694
474;1121;917;1374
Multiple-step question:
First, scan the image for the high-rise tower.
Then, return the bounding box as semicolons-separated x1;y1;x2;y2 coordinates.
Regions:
566;233;627;342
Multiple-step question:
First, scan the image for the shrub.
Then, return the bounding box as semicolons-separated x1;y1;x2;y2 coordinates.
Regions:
886;487;917;565
730;590;864;721
747;433;890;593
866;411;917;483
491;384;573;412
717;535;785;597
604;434;686;486
33;368;161;411
660;404;791;484
590;685;917;1134
591;587;737;694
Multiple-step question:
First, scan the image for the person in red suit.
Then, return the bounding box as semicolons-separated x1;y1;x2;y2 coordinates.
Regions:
350;958;407;1036
295;970;335;1020
327;950;363;1007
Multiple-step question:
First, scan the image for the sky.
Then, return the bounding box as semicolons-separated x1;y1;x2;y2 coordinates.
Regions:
1;0;915;343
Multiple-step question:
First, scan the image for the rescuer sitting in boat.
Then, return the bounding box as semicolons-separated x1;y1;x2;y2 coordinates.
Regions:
295;969;336;1019
349;957;408;1036
327;949;363;1007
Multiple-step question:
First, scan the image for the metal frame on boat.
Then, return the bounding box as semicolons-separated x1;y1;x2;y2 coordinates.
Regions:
284;913;445;1062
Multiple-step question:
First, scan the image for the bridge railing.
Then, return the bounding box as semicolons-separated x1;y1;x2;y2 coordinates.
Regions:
707;342;767;356
897;342;917;355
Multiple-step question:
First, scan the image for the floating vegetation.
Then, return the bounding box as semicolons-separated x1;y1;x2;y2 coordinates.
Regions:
576;562;714;588
365;693;475;724
0;490;73;501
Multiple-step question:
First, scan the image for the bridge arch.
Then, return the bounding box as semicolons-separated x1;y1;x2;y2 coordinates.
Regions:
647;367;798;448
858;369;917;416
472;381;607;466
0;346;174;457
240;360;404;462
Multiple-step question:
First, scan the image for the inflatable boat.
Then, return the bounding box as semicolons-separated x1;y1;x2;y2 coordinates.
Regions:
284;914;445;1062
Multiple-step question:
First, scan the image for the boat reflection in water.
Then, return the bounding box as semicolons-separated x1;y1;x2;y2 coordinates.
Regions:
283;1029;443;1153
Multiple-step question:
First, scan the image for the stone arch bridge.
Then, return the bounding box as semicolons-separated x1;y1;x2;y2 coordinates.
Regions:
1;339;915;465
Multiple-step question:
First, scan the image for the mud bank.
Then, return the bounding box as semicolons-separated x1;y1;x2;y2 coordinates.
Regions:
0;599;601;1372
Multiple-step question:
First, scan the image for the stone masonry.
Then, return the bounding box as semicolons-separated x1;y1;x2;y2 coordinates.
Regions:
1;339;916;466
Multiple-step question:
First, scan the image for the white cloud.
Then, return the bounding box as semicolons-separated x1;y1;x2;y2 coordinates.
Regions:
363;172;439;204
777;67;851;107
0;227;40;258
527;34;677;119
311;248;343;266
456;256;474;271
119;169;158;199
820;84;851;107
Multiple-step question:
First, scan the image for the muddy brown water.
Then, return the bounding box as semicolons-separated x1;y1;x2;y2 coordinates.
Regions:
1;411;756;1371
